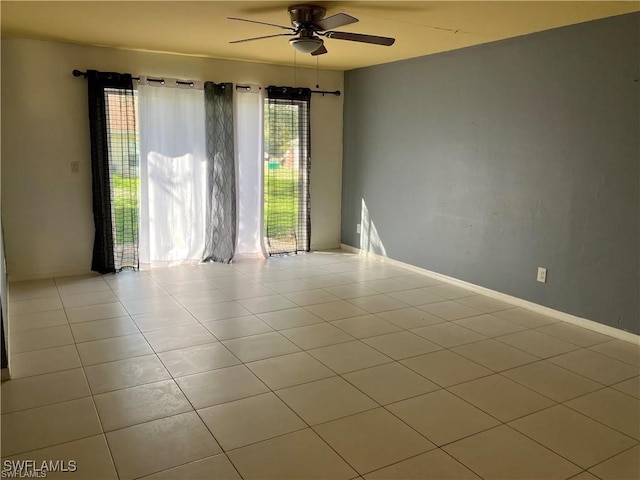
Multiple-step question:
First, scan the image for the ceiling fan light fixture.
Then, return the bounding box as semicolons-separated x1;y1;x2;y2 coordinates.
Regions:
289;36;323;54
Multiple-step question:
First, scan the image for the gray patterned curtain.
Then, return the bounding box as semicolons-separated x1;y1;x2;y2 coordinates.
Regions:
203;82;236;263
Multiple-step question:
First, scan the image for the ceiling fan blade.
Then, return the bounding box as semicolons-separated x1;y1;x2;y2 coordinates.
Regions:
230;33;295;44
227;17;295;32
324;31;395;46
315;13;358;31
311;44;328;56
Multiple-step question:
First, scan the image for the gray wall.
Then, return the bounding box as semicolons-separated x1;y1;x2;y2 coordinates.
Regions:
342;13;639;334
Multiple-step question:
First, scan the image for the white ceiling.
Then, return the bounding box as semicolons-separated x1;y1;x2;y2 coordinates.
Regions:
2;1;638;71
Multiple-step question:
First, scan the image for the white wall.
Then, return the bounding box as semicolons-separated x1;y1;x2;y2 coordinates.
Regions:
1;38;344;280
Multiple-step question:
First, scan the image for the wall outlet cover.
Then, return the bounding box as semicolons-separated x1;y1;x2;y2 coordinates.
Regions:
537;267;547;283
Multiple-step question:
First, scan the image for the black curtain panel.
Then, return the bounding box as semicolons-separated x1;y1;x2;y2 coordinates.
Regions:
203;82;236;263
86;70;139;273
264;86;311;255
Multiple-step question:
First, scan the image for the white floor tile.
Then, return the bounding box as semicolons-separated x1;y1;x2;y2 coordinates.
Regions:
10;297;63;315
122;296;182;315
419;300;483;321
1;368;90;413
10;345;81;378
387;390;499;446
1;397;102;456
452;339;538;371
131;308;198;332
175;365;268;409
548;349;638;385
77;333;153;365
10;324;74;353
187;301;252;322
9;309;68;333
536;322;613;347
157;342;240;377
565;388;640;439
509;405;636;469
223;332;301;362
4;252;637;478
84;354;170;394
347;294;409;313
449;374;555;422
496;329;581;358
401;350;492;387
589;445;640;480
305;300;369;321
227;429;356;480
203;316;273;340
280;323;355;350
590;339;640;367
94;379;192;431
106;412;221;480
378;307;446;329
343;362;440;405
365;449;480;479
502;360;603;402
611;376;640;398
411;322;486;348
142;454;241;479
70;316;138;343
198;392;306;450
388;288;446;306
443;425;581;479
454;314;527;337
331;315;401;339
493;308;559;328
247;351;335;390
61;290;119;308
66;302;129;324
314;408;435;474
143;324;217;353
276;376;377;425
3;435;118;480
362;331;442;360
308;340;393;374
238;295;298;314
257;307;324;330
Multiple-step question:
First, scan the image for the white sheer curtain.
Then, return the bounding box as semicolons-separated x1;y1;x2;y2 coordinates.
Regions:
137;82;207;269
235;85;267;259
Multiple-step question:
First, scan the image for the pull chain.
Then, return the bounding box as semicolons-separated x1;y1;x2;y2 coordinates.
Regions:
315;55;319;89
293;49;297;86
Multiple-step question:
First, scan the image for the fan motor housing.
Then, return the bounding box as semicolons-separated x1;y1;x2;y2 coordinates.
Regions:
288;4;326;27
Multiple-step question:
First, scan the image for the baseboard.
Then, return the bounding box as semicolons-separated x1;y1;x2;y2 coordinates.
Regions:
1;367;11;381
8;269;98;283
341;244;639;344
311;242;343;252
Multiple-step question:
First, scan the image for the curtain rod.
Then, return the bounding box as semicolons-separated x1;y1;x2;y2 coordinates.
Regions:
72;70;340;96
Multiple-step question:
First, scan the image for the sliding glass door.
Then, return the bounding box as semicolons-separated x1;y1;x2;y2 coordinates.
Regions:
263;88;311;255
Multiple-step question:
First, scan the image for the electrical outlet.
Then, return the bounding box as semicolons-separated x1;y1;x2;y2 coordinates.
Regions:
356;223;361;234
71;162;80;174
537;267;547;283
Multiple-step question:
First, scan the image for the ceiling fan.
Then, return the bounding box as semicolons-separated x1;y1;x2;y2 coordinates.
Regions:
228;4;395;56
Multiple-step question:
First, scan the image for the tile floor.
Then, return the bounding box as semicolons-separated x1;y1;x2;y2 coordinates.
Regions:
2;251;639;479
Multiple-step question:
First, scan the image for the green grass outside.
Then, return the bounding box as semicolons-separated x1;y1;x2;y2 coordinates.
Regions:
110;167;299;246
264;166;299;239
112;174;139;245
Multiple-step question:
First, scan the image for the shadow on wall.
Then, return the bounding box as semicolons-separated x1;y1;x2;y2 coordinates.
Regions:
360;199;387;256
